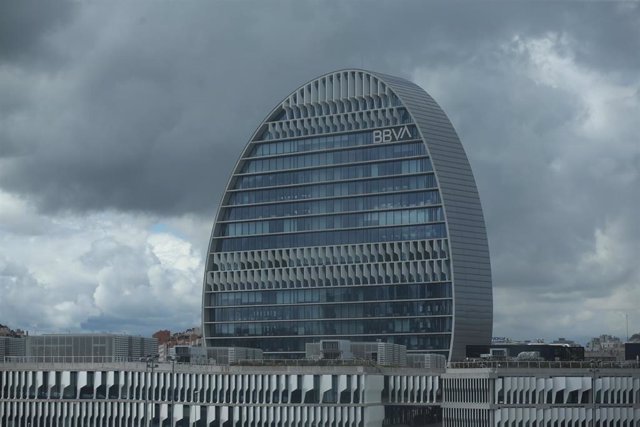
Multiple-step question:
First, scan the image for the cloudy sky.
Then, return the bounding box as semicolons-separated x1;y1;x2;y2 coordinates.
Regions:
0;1;638;344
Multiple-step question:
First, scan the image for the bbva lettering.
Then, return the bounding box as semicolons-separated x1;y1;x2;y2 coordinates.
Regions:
372;126;412;143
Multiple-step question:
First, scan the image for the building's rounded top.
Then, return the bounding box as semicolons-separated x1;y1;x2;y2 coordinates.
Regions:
260;68;413;124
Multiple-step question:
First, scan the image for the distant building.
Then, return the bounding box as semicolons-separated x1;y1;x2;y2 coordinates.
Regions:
625;342;640;361
155;327;202;361
585;334;625;361
2;334;157;363
587;334;623;351
172;328;202;346
152;329;171;345
551;337;579;346
0;324;25;338
0;336;26;358
170;345;208;364
466;343;585;361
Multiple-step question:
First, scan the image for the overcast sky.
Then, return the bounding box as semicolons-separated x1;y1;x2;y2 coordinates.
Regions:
0;1;638;344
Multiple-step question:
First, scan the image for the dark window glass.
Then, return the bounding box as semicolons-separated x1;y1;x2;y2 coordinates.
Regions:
222;190;440;221
211;317;451;337
234;158;432;190
212;300;452;321
226;174;437;206
209;283;452;307
242;141;426;173
220;207;444;237
216;224;447;251
207;334;451;353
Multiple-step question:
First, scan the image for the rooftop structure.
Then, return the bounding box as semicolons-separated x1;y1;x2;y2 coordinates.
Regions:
306;339;408;367
467;342;585;361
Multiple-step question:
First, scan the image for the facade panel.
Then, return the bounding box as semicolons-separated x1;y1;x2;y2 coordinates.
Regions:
203;70;492;360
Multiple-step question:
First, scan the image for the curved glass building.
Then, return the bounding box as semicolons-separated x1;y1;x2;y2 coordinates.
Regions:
203;70;492;361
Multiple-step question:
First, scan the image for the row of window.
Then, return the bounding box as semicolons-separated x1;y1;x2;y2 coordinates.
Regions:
217;224;447;251
2;372;356;404
267;92;404;123
220;207;445;237
16;342;112;357
208;259;451;292
213;300;452;322
250;126;418;157
223;190;441;221
210;240;449;271
235;157;430;190
227;174;437;206
209;283;453;306
261;111;410;141
213;317;452;337
241;142;426;173
0;378;360;405
28;347;110;357
208;334;451;353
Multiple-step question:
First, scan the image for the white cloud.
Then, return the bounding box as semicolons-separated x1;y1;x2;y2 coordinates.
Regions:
0;191;53;235
411;32;640;343
0;189;205;335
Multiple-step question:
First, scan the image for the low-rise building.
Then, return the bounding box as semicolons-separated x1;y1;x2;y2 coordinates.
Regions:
0;359;443;426
171;345;208;364
0;337;25;358
585;334;625;361
2;334;157;363
442;360;640;426
467;343;585;361
1;358;639;426
626;342;640;361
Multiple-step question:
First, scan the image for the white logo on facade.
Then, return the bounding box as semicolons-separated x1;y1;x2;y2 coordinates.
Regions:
372;126;412;143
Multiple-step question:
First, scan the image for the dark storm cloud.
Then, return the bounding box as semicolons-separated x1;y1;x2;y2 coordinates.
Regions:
0;0;77;64
423;38;640;308
0;1;637;216
0;0;77;156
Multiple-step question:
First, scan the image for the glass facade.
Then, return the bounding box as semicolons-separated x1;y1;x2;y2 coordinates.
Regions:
204;70;492;360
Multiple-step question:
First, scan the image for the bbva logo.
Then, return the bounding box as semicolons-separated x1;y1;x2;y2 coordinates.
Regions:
372;126;413;143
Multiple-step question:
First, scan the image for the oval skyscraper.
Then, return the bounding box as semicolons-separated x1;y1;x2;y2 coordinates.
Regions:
203;70;492;361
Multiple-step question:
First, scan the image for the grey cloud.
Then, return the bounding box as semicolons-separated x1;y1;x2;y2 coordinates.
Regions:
565;3;640;74
406;22;640;340
0;255;98;332
0;219;203;335
0;0;77;65
1;1;637;216
0;257;43;327
1;1;639;341
81;234;202;334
